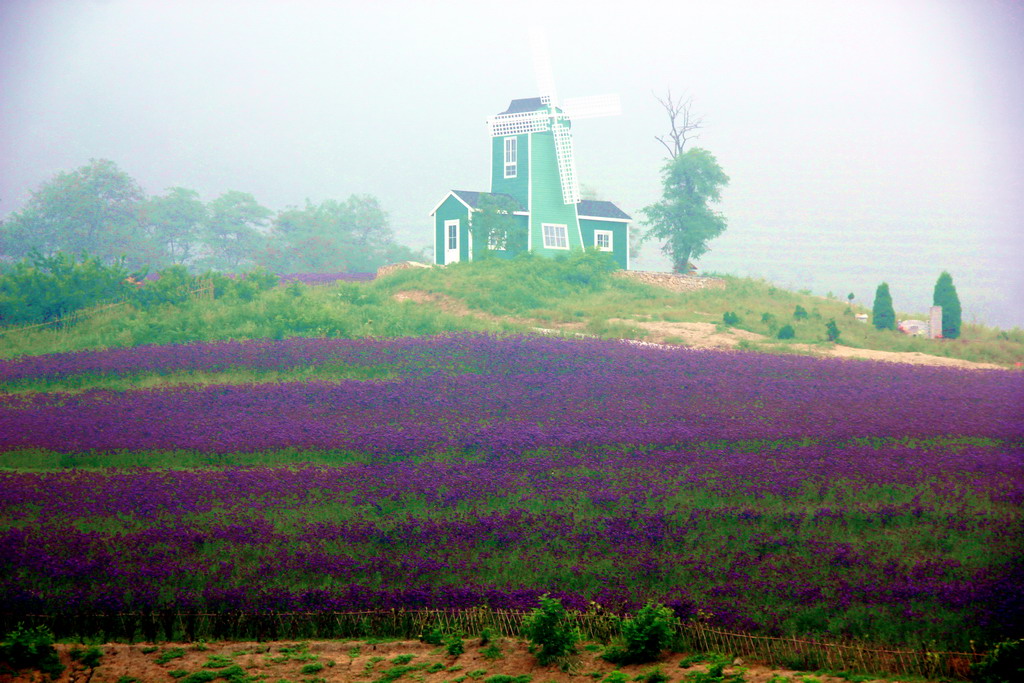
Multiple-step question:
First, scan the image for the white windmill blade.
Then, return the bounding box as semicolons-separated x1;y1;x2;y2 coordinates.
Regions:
562;94;622;120
530;27;558;106
486;109;551;137
551;120;581;204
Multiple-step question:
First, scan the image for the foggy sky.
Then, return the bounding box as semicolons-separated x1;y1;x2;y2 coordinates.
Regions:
2;0;1022;328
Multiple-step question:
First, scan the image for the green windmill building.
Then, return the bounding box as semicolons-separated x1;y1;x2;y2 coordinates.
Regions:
430;33;631;268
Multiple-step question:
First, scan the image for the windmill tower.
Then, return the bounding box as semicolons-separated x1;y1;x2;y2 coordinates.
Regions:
431;29;631;266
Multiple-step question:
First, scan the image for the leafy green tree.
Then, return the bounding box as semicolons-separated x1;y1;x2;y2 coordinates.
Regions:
872;282;896;330
0;159;147;266
140;187;207;267
640;148;729;273
471;194;526;259
200;191;271;271
932;271;962;339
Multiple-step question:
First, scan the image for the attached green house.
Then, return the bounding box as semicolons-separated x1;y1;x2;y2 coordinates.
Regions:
431;97;631;269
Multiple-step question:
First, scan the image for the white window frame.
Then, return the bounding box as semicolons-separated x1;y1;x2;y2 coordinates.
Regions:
503;137;517;178
541;223;569;250
594;230;613;252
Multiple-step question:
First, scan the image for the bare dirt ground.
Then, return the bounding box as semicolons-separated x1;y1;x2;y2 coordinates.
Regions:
1;639;939;683
391;290;1002;371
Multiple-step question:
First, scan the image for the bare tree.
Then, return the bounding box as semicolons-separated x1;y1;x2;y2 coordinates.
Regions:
654;89;704;159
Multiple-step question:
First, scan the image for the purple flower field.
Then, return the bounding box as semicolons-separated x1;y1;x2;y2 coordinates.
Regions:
1;333;1022;648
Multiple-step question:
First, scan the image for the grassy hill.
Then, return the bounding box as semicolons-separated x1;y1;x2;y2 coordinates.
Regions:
2;251;1022;367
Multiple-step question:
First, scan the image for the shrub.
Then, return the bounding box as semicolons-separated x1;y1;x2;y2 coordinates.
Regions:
522;595;580;665
777;324;795;340
70;645;104;668
825;319;840;342
972;638;1023;683
793;305;808;320
603;602;679;664
635;666;670;683
722;311;740;326
446;636;465;657
420;627;444;645
0;623;64;677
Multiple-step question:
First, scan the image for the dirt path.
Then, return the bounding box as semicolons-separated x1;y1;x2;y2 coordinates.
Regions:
392;290;1003;371
1;639;944;683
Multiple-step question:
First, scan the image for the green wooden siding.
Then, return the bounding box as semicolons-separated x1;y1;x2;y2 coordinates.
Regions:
528;130;581;256
433;195;471;265
579;218;629;269
490;135;529;207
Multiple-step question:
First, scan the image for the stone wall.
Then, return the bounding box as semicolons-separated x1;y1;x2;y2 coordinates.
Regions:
613;270;727;293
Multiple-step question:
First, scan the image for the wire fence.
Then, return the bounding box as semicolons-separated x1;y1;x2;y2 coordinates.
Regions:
0;608;983;680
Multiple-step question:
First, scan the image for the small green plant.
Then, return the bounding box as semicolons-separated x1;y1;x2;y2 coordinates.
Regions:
678;653;732;669
522;595;580;665
484;676;531;683
777;324;795;340
300;662;324;674
798;676;821;683
446;636;465;657
348;645;362;658
634;666;669;683
972;638;1023;683
140;645;159;654
428;662;447;673
467;669;489;679
0;623;64;677
157;647;187;664
169;671;189;679
193;639;209;652
204;654;235;668
682;662;745;683
479;627;495;645
116;677;141;683
70;644;104;668
603;671;629;683
481;643;503;660
793;305;808;320
391;654;414;665
421;627;445;645
722;311;740;326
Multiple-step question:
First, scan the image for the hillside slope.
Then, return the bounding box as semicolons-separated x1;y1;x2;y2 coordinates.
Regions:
1;252;1021;367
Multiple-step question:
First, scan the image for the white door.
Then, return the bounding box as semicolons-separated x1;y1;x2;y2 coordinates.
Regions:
445;220;460;263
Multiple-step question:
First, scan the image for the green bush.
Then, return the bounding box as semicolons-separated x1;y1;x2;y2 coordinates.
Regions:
70;644;104;668
521;595;580;665
604;602;679;664
777;324;795;340
825;319;840;342
0;623;65;676
420;627;444;645
793;305;808;321
722;311;740;326
445;636;465;657
972;638;1023;683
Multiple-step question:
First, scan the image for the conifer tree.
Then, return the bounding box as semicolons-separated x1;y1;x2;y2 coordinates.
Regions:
872;282;896;330
932;271;962;339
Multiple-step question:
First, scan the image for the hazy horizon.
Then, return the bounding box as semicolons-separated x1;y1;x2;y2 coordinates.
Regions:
2;0;1022;327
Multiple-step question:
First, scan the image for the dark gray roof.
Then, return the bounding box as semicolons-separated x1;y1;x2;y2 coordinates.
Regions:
451;190;525;211
448;191;628;220
578;199;631;220
499;97;545;115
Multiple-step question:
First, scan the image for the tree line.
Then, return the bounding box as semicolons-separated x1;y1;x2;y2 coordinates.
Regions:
0;159;424;274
